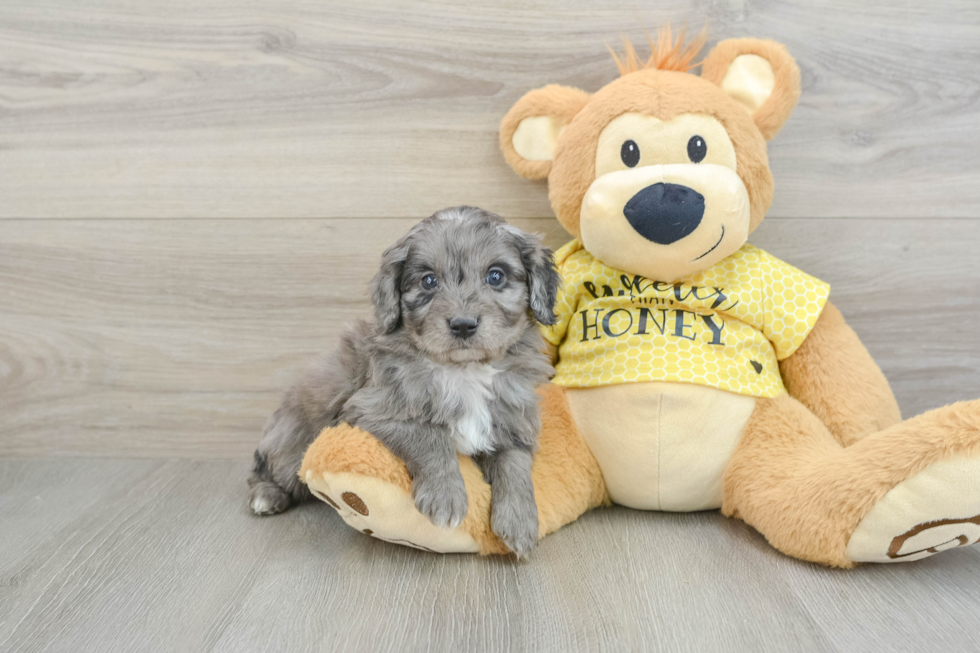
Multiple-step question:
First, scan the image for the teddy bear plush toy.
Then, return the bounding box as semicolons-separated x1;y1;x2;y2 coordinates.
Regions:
300;29;980;567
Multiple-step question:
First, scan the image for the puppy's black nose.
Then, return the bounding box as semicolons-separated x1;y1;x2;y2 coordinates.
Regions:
448;316;479;340
623;182;705;245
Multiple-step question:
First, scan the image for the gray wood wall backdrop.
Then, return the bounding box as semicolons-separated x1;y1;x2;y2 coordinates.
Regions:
2;0;979;457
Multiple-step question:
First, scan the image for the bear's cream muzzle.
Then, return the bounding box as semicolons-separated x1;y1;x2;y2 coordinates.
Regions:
580;163;751;282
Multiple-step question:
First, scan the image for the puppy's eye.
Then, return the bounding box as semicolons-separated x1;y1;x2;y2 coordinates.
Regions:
486;267;505;287
421;274;438;290
687;135;707;163
621;140;640;168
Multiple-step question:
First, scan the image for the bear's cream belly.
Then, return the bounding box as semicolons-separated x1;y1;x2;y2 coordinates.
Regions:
565;382;757;511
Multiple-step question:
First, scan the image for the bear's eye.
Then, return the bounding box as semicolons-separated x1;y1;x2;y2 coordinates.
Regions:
687;135;707;163
621;140;640;168
421;274;438;290
486;267;505;287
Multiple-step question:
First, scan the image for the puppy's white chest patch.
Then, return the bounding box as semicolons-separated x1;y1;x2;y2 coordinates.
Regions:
440;364;496;456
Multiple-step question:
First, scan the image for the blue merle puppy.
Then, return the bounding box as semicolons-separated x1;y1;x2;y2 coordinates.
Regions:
248;206;559;556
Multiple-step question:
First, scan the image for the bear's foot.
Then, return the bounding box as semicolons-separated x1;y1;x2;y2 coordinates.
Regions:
299;422;508;555
304;469;480;553
847;455;980;563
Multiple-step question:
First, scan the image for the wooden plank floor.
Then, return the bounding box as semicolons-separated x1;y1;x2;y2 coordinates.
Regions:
0;458;978;653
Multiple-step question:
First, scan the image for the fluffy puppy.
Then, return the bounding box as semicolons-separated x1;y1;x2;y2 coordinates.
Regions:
248;206;559;556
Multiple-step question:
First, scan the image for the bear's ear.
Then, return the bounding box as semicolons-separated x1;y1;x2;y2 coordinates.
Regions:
701;38;801;140
500;85;592;180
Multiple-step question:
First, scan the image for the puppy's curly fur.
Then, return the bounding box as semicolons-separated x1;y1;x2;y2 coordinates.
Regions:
248;206;559;556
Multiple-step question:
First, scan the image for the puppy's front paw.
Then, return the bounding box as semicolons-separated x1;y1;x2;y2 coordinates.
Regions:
491;495;539;559
413;472;468;529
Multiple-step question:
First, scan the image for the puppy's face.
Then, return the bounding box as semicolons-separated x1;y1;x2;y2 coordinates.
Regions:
372;207;559;363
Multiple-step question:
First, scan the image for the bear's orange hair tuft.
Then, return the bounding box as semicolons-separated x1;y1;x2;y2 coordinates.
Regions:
607;24;707;76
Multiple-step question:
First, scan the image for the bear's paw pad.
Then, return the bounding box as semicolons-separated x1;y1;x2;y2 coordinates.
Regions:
847;455;980;563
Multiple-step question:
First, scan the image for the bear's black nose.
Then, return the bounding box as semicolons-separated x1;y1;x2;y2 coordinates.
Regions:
623;183;705;245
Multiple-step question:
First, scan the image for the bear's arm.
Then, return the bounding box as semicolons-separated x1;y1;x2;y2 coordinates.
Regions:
778;301;901;447
540;256;578;366
543;340;558;364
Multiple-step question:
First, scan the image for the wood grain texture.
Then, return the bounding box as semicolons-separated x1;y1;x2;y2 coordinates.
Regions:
1;217;978;458
1;458;979;653
0;0;978;218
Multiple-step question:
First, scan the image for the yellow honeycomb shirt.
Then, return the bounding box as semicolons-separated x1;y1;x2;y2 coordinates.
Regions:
543;241;830;398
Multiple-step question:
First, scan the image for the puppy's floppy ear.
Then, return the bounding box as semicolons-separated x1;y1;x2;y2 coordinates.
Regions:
701;38;801;141
509;227;560;325
500;85;592;180
371;237;410;334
